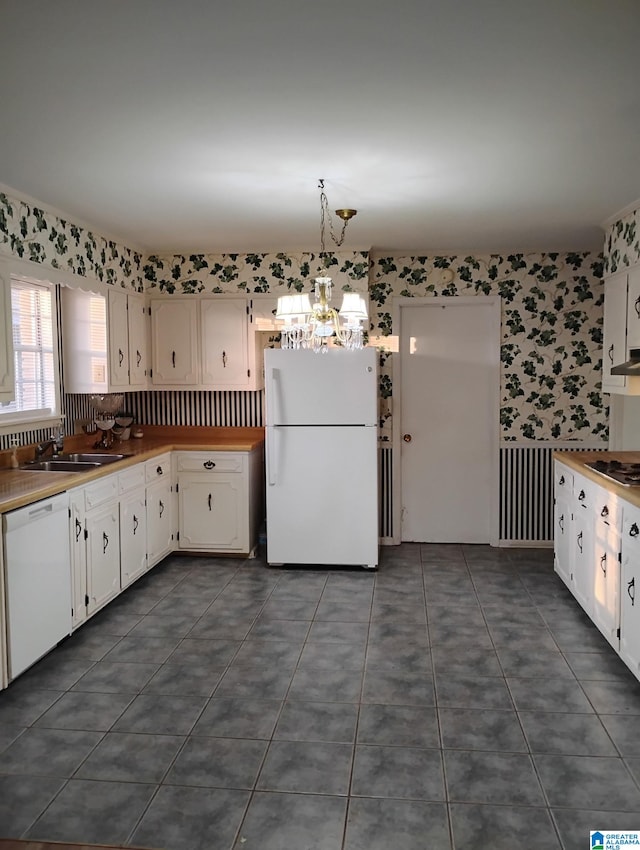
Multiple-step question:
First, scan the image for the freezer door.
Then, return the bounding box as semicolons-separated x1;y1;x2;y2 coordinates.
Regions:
265;347;377;426
266;425;378;566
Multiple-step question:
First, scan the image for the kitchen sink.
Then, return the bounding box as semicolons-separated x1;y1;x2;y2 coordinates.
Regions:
57;452;131;464
20;460;102;472
20;453;132;472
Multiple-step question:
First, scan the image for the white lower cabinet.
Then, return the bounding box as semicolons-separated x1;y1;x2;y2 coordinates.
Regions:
86;502;120;616
147;478;174;568
591;485;621;650
176;449;263;556
70;473;121;627
620;503;640;676
120;488;148;588
552;459;640;672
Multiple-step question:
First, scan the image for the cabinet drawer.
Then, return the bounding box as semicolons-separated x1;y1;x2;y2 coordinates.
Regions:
145;453;172;483
176;451;245;474
84;473;118;511
118;464;146;495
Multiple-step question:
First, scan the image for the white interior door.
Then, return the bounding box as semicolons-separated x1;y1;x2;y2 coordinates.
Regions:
397;298;499;544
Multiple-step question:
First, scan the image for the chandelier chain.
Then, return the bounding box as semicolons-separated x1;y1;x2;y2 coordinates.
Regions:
319;181;349;254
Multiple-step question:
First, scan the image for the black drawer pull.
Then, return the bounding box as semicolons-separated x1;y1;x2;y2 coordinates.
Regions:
629;577;636;605
558;475;565;486
578;490;586;502
208;493;212;511
601;505;609;518
630;523;639;538
203;460;216;470
156;465;163;476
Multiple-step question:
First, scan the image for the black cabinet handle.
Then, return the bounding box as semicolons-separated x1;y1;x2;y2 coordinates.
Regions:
171;350;176;368
136;349;142;366
629;577;636;605
635;295;640;318
601;505;609;518
609;344;615;364
630;523;639;538
208;493;212;511
159;500;164;518
577;531;583;553
559;514;564;533
118;348;124;366
559;475;565;486
103;532;109;554
75;517;82;542
157;465;163;476
600;553;607;574
133;514;138;535
578;490;586;502
203;460;215;470
222;350;227;368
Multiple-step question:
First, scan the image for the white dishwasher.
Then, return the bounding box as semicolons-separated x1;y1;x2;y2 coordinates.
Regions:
3;491;72;679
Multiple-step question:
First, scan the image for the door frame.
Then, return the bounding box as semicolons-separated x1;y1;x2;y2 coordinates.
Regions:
391;295;501;546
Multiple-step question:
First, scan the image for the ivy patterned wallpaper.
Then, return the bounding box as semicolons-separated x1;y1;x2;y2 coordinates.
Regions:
0;190;144;290
604;207;640;274
142;251;369;295
370;253;606;443
0;187;610;444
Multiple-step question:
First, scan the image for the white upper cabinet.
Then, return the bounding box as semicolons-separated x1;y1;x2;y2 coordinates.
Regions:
150;299;199;386
201;298;249;387
602;271;628;393
62;287;149;393
150;296;265;390
0;262;15;401
602;266;640;395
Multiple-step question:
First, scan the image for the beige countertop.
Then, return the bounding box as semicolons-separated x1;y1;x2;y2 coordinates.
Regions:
0;426;265;514
554;449;640;509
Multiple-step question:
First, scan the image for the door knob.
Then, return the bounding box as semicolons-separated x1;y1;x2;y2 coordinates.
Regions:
403;434;412;443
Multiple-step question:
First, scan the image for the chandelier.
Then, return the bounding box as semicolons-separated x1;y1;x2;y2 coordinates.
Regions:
276;179;368;352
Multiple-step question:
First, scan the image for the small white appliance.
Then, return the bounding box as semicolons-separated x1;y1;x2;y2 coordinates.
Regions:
264;347;379;569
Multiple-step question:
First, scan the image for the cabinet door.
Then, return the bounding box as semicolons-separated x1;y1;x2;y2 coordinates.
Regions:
201;299;249;387
150;300;199;385
602;272;628;391
178;473;245;551
626;267;640;349
572;483;594;617
553;463;573;589
86;504;121;616
620;504;640;676
120;488;148;588
592;519;620;650
108;289;130;386
0;262;15;400
128;293;148;386
69;489;88;629
147;478;174;567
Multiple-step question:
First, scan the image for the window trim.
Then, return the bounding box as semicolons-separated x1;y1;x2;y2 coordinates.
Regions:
0;270;62;436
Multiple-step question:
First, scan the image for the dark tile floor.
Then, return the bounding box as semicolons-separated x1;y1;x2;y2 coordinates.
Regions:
1;543;640;849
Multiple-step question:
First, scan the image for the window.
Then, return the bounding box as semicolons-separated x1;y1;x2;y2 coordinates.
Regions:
0;276;61;429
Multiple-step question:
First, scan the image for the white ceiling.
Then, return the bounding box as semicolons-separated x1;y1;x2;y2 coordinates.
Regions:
1;0;639;257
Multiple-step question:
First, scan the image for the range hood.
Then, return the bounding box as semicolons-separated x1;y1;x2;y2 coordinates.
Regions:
611;348;640;375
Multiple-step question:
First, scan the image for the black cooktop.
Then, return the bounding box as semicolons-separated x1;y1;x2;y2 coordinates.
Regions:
586;459;640;486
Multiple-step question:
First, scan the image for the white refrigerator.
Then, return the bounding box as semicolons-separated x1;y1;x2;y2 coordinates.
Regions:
265;347;379;569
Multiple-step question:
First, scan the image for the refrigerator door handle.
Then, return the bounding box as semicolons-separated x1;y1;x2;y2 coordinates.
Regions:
267;428;279;486
268;367;281;425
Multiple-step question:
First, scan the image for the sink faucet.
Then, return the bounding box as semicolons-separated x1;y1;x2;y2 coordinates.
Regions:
35;438;57;460
35;423;65;460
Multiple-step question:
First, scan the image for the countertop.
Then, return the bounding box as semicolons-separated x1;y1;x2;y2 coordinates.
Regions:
554;449;640;509
0;426;264;514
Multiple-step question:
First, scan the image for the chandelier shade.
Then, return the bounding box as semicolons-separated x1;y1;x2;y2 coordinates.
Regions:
276;180;367;352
